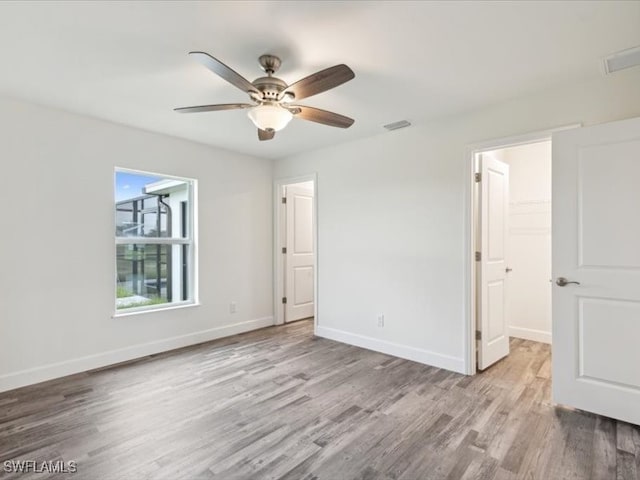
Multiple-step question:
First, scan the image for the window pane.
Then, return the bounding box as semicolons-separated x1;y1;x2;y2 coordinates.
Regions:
115;197;170;237
116;244;188;310
115;172;188;238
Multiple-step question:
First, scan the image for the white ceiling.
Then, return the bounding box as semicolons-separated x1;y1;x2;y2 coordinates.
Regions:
0;1;638;159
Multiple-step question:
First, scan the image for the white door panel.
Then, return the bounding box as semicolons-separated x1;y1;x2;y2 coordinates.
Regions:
487;168;506;260
579;298;640;389
478;155;510;370
487;281;505;342
285;185;314;322
553;116;640;425
294;195;313;253
293;266;314;305
578;141;640;268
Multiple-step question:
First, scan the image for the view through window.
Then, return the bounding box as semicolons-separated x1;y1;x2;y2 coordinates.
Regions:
115;169;195;311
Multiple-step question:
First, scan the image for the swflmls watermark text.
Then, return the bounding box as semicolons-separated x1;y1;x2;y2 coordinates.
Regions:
3;460;77;474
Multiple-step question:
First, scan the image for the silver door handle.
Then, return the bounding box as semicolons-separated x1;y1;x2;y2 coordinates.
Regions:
505;267;513;273
556;277;580;287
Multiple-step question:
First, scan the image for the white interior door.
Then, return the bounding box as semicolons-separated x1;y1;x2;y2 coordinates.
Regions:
285;184;314;322
478;154;510;370
552;116;640;425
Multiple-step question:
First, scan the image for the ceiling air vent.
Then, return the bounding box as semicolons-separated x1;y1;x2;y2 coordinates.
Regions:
603;46;640;74
383;120;411;131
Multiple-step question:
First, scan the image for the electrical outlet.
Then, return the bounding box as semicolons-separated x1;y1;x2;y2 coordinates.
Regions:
230;302;237;314
377;314;384;327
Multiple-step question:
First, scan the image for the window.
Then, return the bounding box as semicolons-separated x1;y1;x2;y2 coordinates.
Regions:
115;169;196;312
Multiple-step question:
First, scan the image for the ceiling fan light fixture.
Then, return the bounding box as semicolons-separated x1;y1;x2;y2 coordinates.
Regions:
247;104;293;132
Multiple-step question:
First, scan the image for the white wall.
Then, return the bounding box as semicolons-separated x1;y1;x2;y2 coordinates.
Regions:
0;96;273;392
501;141;552;344
274;69;640;373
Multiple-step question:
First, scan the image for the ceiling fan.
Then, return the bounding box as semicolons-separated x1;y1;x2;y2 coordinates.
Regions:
175;52;355;141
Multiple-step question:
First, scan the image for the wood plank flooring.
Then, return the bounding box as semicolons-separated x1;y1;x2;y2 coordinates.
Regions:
1;320;639;479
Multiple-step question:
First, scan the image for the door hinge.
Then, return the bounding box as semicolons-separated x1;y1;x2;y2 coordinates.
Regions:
476;330;482;340
282;247;287;254
475;251;481;261
282;197;287;204
475;172;482;182
282;297;287;304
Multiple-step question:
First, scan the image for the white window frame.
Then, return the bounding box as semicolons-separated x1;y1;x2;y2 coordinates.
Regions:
113;167;198;317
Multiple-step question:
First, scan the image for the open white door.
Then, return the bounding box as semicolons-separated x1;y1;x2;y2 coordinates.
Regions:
478;154;510;370
285;184;314;322
553;116;640;425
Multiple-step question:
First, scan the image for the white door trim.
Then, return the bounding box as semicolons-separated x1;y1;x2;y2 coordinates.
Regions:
273;173;318;333
463;124;580;375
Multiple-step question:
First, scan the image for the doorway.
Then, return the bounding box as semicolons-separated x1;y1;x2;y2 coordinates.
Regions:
466;126;577;373
274;175;318;327
486;141;552;343
466;118;640;425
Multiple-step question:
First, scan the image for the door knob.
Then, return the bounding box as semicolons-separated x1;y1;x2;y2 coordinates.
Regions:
505;267;513;273
556;277;580;287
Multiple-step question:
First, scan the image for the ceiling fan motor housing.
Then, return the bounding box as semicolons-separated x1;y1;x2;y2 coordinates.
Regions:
251;76;288;101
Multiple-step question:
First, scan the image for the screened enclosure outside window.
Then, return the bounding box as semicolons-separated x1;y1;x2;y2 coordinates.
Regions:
115;169;195;312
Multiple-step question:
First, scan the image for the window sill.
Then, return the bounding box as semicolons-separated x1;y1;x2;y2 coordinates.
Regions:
112;301;200;319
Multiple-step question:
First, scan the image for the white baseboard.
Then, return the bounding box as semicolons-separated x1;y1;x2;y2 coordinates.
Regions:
316;326;465;374
0;316;274;393
509;326;552;344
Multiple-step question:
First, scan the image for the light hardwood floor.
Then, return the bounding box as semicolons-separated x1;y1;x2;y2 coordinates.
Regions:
1;320;639;479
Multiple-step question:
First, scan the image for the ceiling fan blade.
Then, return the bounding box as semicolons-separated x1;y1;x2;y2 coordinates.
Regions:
290;105;354;128
189;51;258;94
258;129;275;141
174;103;253;114
282;64;354;101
